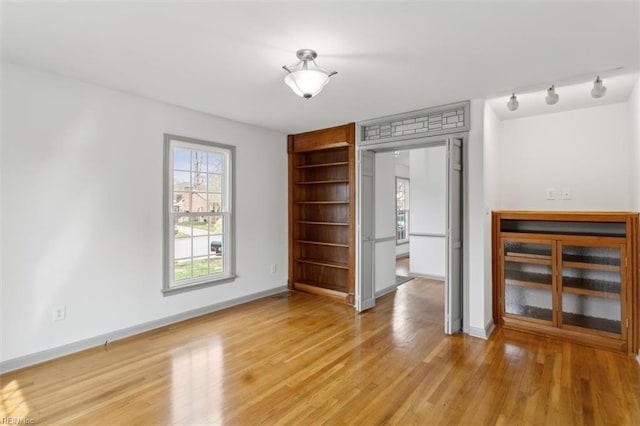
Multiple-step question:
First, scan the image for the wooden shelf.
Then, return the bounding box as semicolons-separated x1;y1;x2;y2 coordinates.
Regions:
297;240;349;248
505;255;552;266
293;281;348;302
563;261;620;272
504;271;551;286
296;161;348;169
295;258;349;269
562;276;620;299
505;251;551;260
297;221;349;226
563;253;620;266
505;304;553;322
296;179;349;185
505;280;550;290
563;286;620;300
562;312;621;335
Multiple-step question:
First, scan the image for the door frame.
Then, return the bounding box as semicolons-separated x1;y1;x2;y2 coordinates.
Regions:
355;130;467;334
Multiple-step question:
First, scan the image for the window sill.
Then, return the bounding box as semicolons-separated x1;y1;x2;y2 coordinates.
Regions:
162;275;238;296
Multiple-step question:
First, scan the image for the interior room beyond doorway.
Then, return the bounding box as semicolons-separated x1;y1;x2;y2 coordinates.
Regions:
389;145;448;287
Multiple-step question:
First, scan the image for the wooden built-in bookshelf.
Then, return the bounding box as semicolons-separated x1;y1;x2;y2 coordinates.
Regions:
288;123;355;303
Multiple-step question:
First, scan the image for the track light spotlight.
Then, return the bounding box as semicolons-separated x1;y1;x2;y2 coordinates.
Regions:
591;76;607;98
507;93;519;111
545;85;559;105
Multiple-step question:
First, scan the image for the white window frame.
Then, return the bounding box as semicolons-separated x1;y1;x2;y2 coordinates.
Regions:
163;134;236;295
396;177;410;244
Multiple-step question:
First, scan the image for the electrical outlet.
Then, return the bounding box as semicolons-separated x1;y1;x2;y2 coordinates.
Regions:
562;188;572;200
53;305;66;321
270;264;277;274
546;188;556;200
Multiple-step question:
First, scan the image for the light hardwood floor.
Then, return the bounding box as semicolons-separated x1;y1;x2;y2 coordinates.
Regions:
396;256;410;277
2;279;640;425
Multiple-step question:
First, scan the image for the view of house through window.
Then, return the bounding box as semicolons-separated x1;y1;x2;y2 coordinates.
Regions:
164;135;235;294
396;177;409;243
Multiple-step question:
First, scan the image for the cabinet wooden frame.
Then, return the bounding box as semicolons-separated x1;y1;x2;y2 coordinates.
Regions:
288;123;356;304
493;211;639;355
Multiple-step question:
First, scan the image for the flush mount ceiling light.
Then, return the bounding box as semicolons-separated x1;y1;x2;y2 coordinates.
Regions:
591;75;607;98
507;93;519;111
282;49;337;99
545;85;559;105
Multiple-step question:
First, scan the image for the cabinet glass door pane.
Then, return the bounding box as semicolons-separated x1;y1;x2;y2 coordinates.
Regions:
503;241;553;322
561;245;622;334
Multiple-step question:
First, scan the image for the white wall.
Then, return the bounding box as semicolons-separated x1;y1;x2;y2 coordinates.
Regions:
466;99;490;336
482;102;501;335
1;63;288;364
409;146;446;279
499;103;632;211
374;152;397;293
629;77;640;211
395;161;410;257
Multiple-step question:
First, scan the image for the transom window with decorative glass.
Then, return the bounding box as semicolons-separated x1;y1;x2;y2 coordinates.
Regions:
163;134;235;295
396;177;409;243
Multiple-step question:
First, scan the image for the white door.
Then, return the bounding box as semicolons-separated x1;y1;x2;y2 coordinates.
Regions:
357;149;376;311
445;138;463;333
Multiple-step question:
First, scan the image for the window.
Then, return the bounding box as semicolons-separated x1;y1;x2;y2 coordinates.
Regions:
163;134;235;295
396;177;409;243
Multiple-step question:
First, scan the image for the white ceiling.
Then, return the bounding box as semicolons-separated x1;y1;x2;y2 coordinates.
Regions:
2;1;639;134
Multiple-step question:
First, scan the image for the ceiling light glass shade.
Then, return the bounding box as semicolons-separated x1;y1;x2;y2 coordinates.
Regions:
591;76;607;98
507;93;519;111
545;85;559;105
283;49;336;99
284;70;330;99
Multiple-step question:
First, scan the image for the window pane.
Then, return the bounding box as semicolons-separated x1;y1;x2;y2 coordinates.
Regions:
207;173;222;193
209;216;223;236
208;152;224;173
185;191;207;213
193;236;209;258
173;171;191;191
209;255;223;274
174;259;192;281
396;178;409;241
208;193;222;212
192;256;210;278
173;192;188;212
191;172;206;192
191;151;208;173
174;217;191;261
173;148;191;171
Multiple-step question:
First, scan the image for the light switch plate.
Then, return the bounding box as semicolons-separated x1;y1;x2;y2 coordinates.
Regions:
546;188;555;200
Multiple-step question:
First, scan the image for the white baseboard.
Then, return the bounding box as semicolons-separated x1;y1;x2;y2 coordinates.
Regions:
468;321;495;340
375;284;398;299
409;272;445;281
0;286;288;374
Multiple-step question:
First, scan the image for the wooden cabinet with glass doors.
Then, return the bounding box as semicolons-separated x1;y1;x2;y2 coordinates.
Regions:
493;211;638;354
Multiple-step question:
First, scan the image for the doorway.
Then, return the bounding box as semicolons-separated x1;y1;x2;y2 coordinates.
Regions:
356;137;464;335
